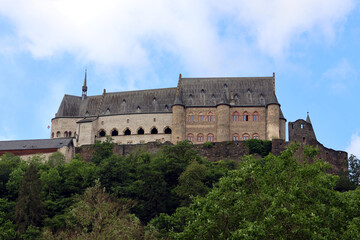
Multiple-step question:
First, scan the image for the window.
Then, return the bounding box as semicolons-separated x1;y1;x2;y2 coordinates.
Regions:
139;140;145;144
207;133;214;142
188;112;194;122
164;127;172;134
233;111;240;122
127;119;130;123
64;131;68;137
253;133;259;139
198;113;204;122
197;133;204;142
69;131;72;137
124;128;131;135
99;129;106;137
137;128;144;135
151;127;158;134
243;133;250;140
208;112;213;122
51;132;54;138
153;118;156;122
253;111;259;121
56;131;60;137
233;134;239;141
243;112;249;121
187;134;194;142
111;129;119;136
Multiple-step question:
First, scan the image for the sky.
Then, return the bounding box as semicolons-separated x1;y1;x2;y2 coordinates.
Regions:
0;0;359;157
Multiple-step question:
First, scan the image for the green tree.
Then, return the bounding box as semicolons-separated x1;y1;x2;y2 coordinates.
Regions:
349;154;360;185
47;151;66;168
90;136;115;165
172;144;360;239
0;153;21;198
14;164;44;234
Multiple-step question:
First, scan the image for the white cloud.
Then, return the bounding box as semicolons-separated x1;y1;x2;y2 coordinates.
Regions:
347;132;360;158
321;58;357;93
0;0;355;74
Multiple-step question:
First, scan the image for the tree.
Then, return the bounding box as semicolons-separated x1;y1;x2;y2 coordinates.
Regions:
0;153;21;198
14;164;44;234
349;154;360;185
171;144;360;239
47;151;66;168
43;180;150;240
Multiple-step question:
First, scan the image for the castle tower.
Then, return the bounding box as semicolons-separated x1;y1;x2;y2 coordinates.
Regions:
171;74;186;143
288;112;317;144
266;73;280;140
279;109;286;140
216;88;230;142
82;69;88;100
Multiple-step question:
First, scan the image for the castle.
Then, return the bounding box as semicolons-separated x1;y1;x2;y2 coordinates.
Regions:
51;72;286;146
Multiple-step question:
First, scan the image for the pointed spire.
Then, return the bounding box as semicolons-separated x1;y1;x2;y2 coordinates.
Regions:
306;112;312;124
82;69;88;99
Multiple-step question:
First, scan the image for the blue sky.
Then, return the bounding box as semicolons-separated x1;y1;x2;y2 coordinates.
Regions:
0;0;359;156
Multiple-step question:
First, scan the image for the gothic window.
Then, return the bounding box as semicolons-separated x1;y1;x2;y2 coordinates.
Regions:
253;111;259;121
197;133;204;142
151;127;158;134
64;131;68;137
233;133;239;141
111;129;119;136
233;111;240;122
253;133;259;139
188;112;194;122
198;112;204;122
243;111;249;121
99;129;106;137
187;134;194;142
56;131;60;137
207;133;214;142
243;133;250;140
164;127;172;134
137;128;144;135
124;128;131;135
208;112;213;122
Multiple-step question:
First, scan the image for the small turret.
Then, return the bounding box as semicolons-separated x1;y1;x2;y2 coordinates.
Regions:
306;112;312;124
82;69;88;100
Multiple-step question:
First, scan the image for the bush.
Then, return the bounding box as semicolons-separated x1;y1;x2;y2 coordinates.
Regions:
244;139;272;157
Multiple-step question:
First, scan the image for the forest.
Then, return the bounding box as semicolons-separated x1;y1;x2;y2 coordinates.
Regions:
0;138;360;239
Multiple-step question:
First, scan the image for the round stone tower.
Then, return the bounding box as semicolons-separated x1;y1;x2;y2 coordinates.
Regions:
171;104;185;144
266;104;280;140
216;104;230;142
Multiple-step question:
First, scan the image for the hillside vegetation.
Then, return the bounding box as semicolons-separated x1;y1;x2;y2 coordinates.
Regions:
0;140;359;239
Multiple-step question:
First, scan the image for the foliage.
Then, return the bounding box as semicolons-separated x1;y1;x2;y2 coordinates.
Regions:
349;154;360;185
90;136;115;164
44;180;148;240
47;151;66;167
171;144;360;239
14;164;45;234
0;153;21;198
244;138;272;157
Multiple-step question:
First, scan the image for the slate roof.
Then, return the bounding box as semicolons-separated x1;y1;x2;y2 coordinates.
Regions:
55;76;281;118
0;138;73;151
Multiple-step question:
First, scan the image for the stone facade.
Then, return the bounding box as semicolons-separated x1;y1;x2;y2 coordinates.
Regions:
51;73;286;146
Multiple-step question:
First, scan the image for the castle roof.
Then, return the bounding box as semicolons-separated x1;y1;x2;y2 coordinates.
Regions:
0;138;73;151
54;76;281;118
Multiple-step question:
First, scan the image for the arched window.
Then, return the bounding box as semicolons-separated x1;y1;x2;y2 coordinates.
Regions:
253;133;259;139
151;127;158;134
198;112;204;122
124;128;131;135
51;132;54;138
243;111;249;121
208;112;214;122
243;133;250;140
69;131;72;137
56;131;61;137
187;133;194;142
64;131;68;137
253;111;259;121
164;127;172;134
99;129;106;137
111;129;119;136
188;112;194;122
137;128;144;135
233;133;239;141
207;133;214;142
232;111;240;122
197;133;204;143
